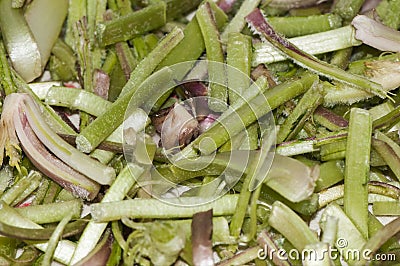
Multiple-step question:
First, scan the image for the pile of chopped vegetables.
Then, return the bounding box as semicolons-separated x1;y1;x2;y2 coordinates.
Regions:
1;0;400;265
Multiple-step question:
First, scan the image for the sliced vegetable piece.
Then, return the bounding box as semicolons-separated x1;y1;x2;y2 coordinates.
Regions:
246;9;387;99
344;108;372;239
24;0;68;69
0;0;42;82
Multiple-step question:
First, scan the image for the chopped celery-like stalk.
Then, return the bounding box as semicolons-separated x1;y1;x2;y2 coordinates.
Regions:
268;201;319;251
70;164;143;264
41;214;72;266
372;201;400;216
0;0;42;82
158;1;227;68
220;0;261;43
180;72;317;157
24;0;68;69
96;1;166;46
0;171;41;206
196;2;227;111
227;33;252;105
247;9;387;99
372;131;400;181
344;108;372;239
91;194;239;222
267;14;342;38
76;28;183;153
277;81;322;143
16;199;82;224
252;26;361;66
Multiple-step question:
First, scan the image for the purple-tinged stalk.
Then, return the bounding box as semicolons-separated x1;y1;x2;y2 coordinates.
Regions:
245;9;388;100
191;210;214;266
0;94;111;200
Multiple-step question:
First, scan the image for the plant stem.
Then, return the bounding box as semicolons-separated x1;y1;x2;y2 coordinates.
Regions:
41;214;72;266
246;9;387;99
277;81;322;143
181;72;317;157
220;0;261;43
267;14;342;38
76;27;183;153
268;201;319;251
252;25;361;66
96;1;166;46
372;201;400;216
344;108;372;239
16;199;82;224
158;1;227;68
91;194;239;222
70;164;143;264
196;2;227;112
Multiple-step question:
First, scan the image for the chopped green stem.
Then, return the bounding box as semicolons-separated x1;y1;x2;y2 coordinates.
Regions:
268;201;319;251
96;1;166;46
0;0;42;82
372;201;400;216
31;178;50;205
70;164;143;264
0;201;76;264
163;0;203;20
330;47;352;69
344;108;372;239
252;25;361;66
220;0;261;43
356;216;400;265
16;199;82;224
181;72;317;157
43;87;111;117
277;81;322;143
42;214;72;266
332;0;364;23
313;106;348;131
0;171;41;206
315;160;344;192
0;40;15;95
76;27;183;153
90;194;239;222
51;38;77;79
65;0;86;49
372;131;400;181
243;184;262;242
115;42;137;80
229;167;253;238
158;1;227;68
276;139;316;156
372;104;400;131
246;9;387;99
319;182;400;208
0;218;86;240
376;0;400;29
267;14;342;38
43;181;62;204
227;33;252;105
196;2;227;111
